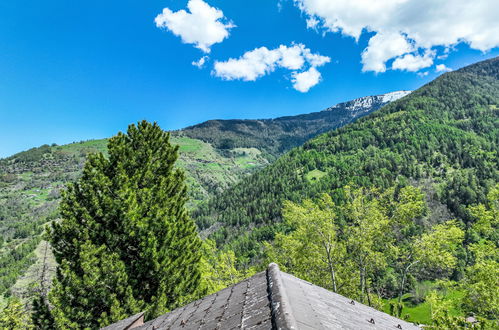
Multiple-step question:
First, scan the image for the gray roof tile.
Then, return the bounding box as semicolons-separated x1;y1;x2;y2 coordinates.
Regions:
104;264;420;330
101;312;145;330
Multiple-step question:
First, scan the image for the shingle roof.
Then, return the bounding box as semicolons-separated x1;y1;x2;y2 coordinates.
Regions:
103;263;420;330
136;270;272;330
102;313;145;330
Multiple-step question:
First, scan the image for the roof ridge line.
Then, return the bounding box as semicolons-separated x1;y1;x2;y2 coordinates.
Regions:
267;263;299;330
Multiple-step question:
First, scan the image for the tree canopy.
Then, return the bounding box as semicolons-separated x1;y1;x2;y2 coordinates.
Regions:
46;121;203;328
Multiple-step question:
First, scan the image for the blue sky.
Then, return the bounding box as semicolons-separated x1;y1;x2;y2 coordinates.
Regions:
1;0;498;158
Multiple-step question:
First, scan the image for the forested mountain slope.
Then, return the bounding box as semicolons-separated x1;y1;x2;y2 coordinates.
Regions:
181;91;410;158
194;57;499;262
0;92;405;302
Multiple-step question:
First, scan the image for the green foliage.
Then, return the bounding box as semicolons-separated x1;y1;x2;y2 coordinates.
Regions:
267;194;348;294
424;285;498;330
181;95;390;155
49;242;140;328
266;186;468;323
0;132;267;302
305;169;327;183
199;239;253;295
265;184;497;326
391;216;464;317
463;247;498;319
194;57;499;268
462;185;499;320
383;283;465;324
415;221;465;277
0;237;42;295
0;82;394;300
6;145;52;163
0;54;497;328
343;187;394;306
47;121;203;327
0;297;33;329
0;140;105;300
31;293;54;330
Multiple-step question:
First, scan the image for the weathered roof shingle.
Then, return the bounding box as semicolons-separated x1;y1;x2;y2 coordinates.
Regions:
104;263;420;330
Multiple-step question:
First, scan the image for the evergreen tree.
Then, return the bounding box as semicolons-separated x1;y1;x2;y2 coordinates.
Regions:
31;294;55;329
47;121;202;328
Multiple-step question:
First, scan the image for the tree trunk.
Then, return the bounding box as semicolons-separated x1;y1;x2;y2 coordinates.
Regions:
326;249;337;292
398;270;407;305
398;262;416;304
359;267;365;303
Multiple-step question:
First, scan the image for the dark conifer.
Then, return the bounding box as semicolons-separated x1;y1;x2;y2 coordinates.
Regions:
31;294;55;329
47;121;202;328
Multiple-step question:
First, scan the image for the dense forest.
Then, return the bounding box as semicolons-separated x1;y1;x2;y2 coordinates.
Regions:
181;91;408;158
1;122;254;328
0;138;265;307
0;93;399;307
265;183;498;327
194;57;499;262
0;57;497;328
190;58;499;329
190;57;499;326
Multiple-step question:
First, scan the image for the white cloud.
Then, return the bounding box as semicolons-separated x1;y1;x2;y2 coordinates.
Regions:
155;0;235;53
192;56;209;68
213;47;282;81
302;48;331;67
278;45;307;70
392;51;435;72
295;0;499;72
213;44;330;92
436;64;453;72
292;67;322;92
361;32;414;73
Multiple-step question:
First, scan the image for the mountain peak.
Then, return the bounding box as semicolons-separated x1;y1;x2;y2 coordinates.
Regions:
381;90;412;102
324;90;411;115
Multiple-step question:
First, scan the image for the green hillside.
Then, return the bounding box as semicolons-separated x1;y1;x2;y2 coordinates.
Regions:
181;91;409;158
194;57;499;262
0;136;267;303
1;56;497;325
0;92;402;302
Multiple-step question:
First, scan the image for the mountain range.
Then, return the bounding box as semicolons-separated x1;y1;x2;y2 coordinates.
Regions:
0;90;409;301
0;55;497;326
193;57;499;264
180;91;411;157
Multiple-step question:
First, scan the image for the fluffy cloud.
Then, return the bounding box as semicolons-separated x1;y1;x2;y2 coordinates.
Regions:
213;44;330;92
213;47;281;81
295;0;499;73
392;51;435;72
292;67;322;93
155;0;234;53
361;32;414;73
436;64;453;73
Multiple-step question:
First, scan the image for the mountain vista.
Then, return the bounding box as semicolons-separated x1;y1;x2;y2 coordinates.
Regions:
0;91;408;303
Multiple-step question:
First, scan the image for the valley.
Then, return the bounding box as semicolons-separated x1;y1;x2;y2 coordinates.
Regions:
1;57;497;327
0;91;407;306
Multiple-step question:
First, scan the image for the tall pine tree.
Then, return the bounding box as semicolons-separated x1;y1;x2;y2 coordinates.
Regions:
47;121;202;328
